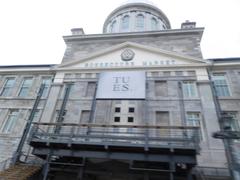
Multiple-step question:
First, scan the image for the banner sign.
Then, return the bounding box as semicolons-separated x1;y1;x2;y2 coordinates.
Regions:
96;71;145;99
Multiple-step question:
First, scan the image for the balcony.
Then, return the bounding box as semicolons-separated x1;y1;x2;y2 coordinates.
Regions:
29;123;200;164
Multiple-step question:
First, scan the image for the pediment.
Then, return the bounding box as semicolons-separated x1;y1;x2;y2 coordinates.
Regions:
57;42;210;69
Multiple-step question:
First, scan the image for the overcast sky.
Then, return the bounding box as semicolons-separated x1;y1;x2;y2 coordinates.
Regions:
0;0;239;65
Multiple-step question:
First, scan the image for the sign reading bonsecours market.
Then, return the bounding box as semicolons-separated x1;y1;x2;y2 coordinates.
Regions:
96;71;146;99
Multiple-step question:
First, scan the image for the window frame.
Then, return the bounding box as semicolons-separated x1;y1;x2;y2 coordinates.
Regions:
186;112;204;140
121;15;130;32
151;17;158;30
182;81;198;98
1;109;19;133
41;76;52;98
135;14;145;31
212;73;231;97
18;77;33;97
0;77;16;97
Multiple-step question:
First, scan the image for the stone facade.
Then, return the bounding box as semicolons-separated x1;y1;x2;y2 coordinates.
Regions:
0;1;239;179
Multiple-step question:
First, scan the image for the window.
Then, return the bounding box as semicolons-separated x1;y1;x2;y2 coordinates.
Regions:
86;82;96;97
186;113;200;127
110;21;117;33
1;77;15;96
41;77;52;98
222;112;239;131
114;117;120;122
129;107;135;113
151;17;158;30
182;81;197;98
136;14;144;31
155;111;169;137
115;107;121;113
156;111;169;125
155;81;168;96
1;110;19;133
128;117;134;123
121;15;129;32
32;110;40;122
186;112;202;139
212;74;230;96
18;77;33;97
80;110;90;123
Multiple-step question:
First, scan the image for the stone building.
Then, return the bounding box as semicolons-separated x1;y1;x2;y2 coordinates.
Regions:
0;0;239;179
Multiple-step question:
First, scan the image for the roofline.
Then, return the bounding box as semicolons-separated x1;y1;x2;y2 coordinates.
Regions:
208;57;240;62
63;28;204;42
0;64;57;68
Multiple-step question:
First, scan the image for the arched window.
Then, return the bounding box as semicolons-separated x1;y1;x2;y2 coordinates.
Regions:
151;18;158;30
136;14;144;31
121;15;130;32
110;21;117;33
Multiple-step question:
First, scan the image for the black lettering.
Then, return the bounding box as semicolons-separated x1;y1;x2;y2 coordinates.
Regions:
122;77;130;83
122;84;129;91
113;84;120;91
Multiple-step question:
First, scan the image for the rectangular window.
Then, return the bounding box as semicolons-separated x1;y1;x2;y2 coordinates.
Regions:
222;112;239;131
1;77;15;96
115;107;121;113
155;111;169;137
114;116;120;122
155;81;167;96
186;113;200;127
1;110;19;133
128;117;134;123
41;77;52;98
18;77;33;97
129;107;135;113
186;112;202;139
86;82;96;97
182;81;197;98
32;110;40;122
212;74;230;96
156;111;169;125
80;110;90;123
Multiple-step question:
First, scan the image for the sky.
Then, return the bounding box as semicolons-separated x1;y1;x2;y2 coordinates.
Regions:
0;0;239;65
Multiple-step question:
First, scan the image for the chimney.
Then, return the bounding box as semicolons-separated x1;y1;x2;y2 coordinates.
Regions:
181;20;196;29
71;28;85;35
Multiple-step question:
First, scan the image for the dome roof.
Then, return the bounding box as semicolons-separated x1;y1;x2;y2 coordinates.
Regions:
103;1;171;33
120;0;156;6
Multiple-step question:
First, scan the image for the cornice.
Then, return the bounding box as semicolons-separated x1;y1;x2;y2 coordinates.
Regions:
63;28;204;43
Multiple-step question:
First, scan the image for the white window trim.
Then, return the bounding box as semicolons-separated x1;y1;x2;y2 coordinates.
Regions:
212;73;231;97
182;81;198;98
17;77;33;97
0;76;16;97
1;109;19;134
186;112;205;141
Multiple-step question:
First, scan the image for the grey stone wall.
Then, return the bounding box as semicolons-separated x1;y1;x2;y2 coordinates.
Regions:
62;29;203;63
0;73;54;162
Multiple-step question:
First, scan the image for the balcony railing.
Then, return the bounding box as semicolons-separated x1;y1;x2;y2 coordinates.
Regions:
29;122;201;150
29;123;201;152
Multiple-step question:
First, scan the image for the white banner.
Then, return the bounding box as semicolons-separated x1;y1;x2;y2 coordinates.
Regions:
96;71;145;99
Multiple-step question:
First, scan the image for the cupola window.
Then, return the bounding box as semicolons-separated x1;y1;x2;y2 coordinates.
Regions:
121;15;130;32
136;14;144;31
151;17;158;30
110;21;117;33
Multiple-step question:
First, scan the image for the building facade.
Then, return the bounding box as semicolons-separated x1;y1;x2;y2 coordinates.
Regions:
0;1;239;179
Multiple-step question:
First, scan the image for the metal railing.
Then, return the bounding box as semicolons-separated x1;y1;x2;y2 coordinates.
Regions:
29;122;201;151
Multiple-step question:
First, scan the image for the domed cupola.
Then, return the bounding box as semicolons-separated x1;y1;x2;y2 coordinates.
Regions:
103;0;171;33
